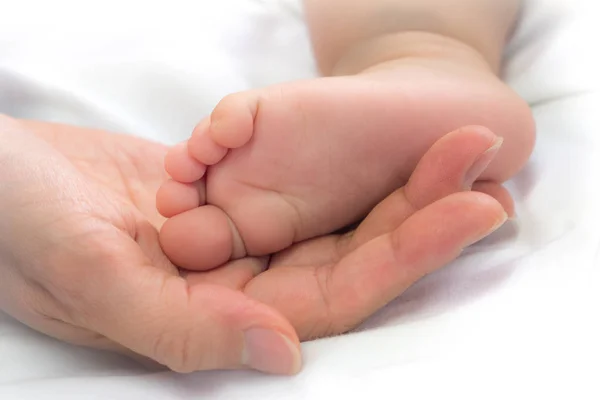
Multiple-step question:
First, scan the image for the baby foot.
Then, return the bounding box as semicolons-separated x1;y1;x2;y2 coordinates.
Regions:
157;59;535;271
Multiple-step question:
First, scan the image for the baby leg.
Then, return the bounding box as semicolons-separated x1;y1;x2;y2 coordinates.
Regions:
304;0;534;181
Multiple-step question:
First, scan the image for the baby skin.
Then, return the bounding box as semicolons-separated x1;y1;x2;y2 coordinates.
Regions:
156;0;536;271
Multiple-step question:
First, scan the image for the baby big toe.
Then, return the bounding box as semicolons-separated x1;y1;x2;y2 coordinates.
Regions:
160;205;236;271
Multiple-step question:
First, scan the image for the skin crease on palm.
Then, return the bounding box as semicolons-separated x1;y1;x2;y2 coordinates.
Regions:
0;115;513;375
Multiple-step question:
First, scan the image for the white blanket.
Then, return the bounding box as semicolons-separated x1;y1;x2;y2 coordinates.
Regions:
1;0;599;398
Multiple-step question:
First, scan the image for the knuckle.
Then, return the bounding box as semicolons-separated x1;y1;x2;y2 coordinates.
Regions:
311;266;341;338
313;264;375;338
9;276;113;348
4;270;77;333
151;327;197;373
16;275;64;320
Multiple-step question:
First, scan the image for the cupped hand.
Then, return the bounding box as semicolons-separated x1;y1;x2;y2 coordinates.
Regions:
0;116;301;375
0;116;512;375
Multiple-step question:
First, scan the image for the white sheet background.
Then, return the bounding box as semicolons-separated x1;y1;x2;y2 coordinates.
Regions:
1;0;599;398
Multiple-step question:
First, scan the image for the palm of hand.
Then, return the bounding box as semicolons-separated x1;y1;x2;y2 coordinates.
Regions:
1;119;180;352
26;120;170;228
1;117;509;372
28;120;374;340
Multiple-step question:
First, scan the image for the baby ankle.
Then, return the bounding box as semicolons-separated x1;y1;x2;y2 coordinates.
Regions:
330;31;495;77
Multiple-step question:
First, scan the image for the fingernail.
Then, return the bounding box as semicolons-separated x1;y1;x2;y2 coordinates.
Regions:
463;137;504;189
243;329;302;375
465;211;508;247
488;211;509;235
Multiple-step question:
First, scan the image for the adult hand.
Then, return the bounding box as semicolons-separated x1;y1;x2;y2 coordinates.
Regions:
0;116;301;375
0;116;511;374
186;126;513;340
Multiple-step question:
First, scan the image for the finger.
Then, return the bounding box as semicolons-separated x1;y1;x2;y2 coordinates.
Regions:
405;125;502;204
345;126;502;251
183;257;268;290
61;234;301;375
246;191;507;340
324;192;507;336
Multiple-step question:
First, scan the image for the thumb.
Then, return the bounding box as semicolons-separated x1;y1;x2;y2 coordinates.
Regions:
75;239;301;375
